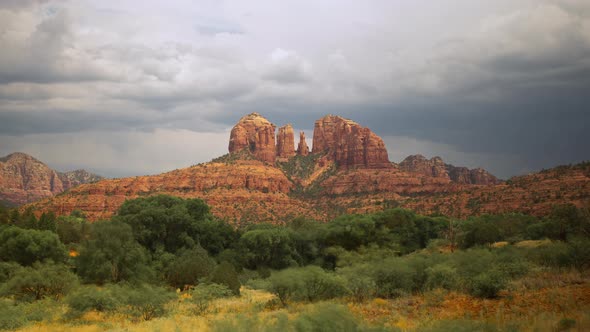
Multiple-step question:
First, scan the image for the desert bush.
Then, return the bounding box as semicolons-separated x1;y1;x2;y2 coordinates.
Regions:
66;286;119;318
339;264;376;303
1;262;78;301
293;303;366;332
189;283;233;314
266;269;303;306
296;266;348;302
0;262;21;283
0;300;26;331
165;246;216;288
76;221;153;284
110;283;176;321
0;227;67;266
372;258;416;298
469;270;507;298
425;264;459;290
209;260;241;295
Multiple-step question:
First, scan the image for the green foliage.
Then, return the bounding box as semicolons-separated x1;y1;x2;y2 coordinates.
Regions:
425;264;459;290
75;221;152;284
38;212;57;232
266;266;347;305
469;270;507;299
338;264;376;303
111;284;176;321
459;220;501;248
165;246;216;289
293;303;367;332
1;262;78;301
266;268;302;306
325;214;377;250
189;283;233;314
55;215;90;244
372;258;416;298
209;261;241;295
116;195;236;255
66;286;119;318
0;300;26;331
0;261;22;283
0;226;67;266
240;227;299;269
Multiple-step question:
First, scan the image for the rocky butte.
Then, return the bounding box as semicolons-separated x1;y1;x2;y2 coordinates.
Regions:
312;115;391;169
276;124;296;160
228;113;277;163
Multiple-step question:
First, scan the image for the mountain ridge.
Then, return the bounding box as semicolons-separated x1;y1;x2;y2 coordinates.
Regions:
20;113;590;222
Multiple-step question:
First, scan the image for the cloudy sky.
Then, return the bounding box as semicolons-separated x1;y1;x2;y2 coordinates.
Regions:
1;0;589;179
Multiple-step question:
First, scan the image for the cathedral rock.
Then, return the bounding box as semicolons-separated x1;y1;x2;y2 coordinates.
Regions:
228;113;277;163
312;115;391;169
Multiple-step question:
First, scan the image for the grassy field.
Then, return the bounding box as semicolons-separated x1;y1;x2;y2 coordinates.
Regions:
11;268;589;332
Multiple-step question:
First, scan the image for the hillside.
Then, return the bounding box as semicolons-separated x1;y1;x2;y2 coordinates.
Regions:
0;152;103;206
23;113;590;222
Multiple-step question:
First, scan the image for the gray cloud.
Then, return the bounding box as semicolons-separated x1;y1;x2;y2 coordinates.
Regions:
0;0;588;178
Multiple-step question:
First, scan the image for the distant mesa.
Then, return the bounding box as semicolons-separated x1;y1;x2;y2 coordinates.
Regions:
0;152;103;206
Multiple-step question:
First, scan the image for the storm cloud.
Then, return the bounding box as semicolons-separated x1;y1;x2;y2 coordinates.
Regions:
0;0;589;178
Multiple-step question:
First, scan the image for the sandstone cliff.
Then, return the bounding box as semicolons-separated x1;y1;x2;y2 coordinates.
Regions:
0;152;103;206
228;113;277;163
276;124;296;159
312;115;390;169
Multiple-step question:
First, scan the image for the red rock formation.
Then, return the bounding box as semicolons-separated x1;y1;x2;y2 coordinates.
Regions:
446;165;501;185
276;124;296;159
228;113;277;163
297;131;310;156
312;115;390;169
398;155;450;180
398;154;500;185
0;152;102;206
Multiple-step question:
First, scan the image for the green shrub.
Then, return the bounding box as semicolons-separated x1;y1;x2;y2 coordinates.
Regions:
66;286;119;318
297;266;348;302
293;303;363;332
0;227;67;266
339;264;376;303
372;259;416;298
425;264;459;290
469;270;507;299
0;300;26;331
266;269;303;306
1;262;78;301
165;246;216;288
189;283;233;314
112;284;176;321
0;262;22;283
209;261;241;295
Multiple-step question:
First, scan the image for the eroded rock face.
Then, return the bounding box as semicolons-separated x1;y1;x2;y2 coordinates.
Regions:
228;113;277;163
399;155;450;180
312;115;390;169
276;124;296;159
0;152;103;205
297;131;310;156
399;154;500;185
447;166;501;185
